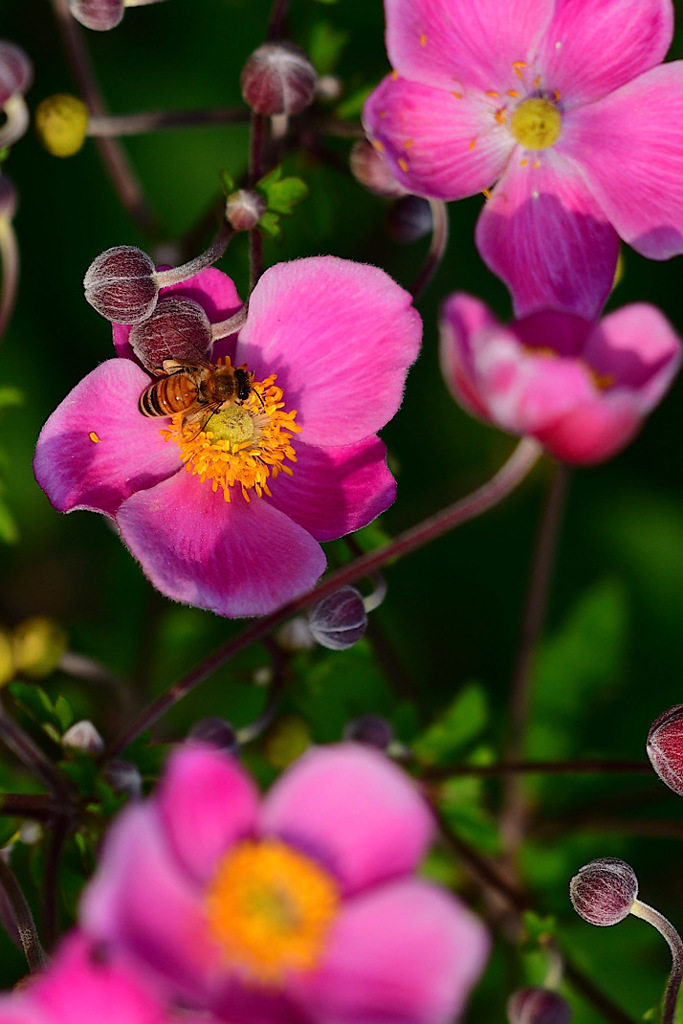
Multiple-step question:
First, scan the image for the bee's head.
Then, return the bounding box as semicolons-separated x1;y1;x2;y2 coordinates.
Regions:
235;368;252;403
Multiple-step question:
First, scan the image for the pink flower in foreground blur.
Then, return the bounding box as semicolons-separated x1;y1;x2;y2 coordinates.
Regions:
0;932;206;1024
440;296;681;464
364;0;683;318
80;743;490;1024
34;258;421;617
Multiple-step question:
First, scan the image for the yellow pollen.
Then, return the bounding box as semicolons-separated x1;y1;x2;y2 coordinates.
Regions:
512;61;527;69
397;157;409;171
507;89;520;98
88;431;100;443
404;138;413;149
494;108;506;124
520;158;528;166
485;91;500;98
372;138;385;153
379;109;387;118
468;137;477;150
419;32;426;45
205;840;340;983
554;88;561;101
533;159;541;168
510;98;561;150
534;75;541;88
451;91;463;99
523;347;615;392
482;187;492;199
160;373;300;503
391;70;399;81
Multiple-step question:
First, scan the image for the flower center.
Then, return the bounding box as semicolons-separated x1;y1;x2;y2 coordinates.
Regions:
523;345;614;390
160;367;300;503
205;839;340;983
510;98;561;150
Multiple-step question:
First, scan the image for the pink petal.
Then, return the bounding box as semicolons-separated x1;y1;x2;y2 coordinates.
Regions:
569;62;683;259
260;744;433;897
113;267;243;360
532;393;643;464
80;805;218;1002
297;880;489;1024
363;76;512;200
384;0;553;93
536;0;673;106
439;293;501;421
30;933;167;1024
584;303;682;404
475;152;619;318
236;258;421;448
0;1003;43;1024
33;360;181;517
157;745;259;885
116;470;327;618
266;437;395;542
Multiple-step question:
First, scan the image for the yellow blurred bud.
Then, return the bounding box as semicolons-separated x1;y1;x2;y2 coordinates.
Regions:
263;715;310;770
612;248;625;292
35;94;88;157
13;618;67;678
0;630;14;687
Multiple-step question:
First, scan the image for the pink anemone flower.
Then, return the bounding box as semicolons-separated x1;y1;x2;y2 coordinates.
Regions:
440;295;681;464
363;0;683;319
0;932;207;1024
34;258;421;617
80;742;490;1024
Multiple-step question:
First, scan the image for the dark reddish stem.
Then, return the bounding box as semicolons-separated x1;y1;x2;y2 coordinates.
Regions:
420;758;652;781
0;857;45;972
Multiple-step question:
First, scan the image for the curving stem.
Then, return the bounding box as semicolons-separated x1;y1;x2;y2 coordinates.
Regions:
630;899;683;1024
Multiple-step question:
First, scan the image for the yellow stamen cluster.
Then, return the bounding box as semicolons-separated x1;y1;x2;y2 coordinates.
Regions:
205;839;340;982
161;374;300;503
510;97;562;150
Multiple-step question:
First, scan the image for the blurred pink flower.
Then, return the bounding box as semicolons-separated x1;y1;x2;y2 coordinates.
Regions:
364;0;683;318
80;742;490;1024
34;259;420;617
440;295;681;464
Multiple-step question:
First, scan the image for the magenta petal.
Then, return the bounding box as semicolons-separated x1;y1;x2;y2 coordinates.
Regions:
33;360;181;517
236;257;421;448
81;805;217;1002
117;470;327;617
384;0;552;93
571;63;683;258
298;881;489;1024
267;437;395;542
0;1002;43;1024
157;745;259;885
261;744;433;896
439;293;501;421
476;153;619;318
536;0;673;106
363;76;512;201
532;394;643;464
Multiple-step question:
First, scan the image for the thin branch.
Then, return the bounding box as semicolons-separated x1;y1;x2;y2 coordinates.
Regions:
248;113;267;293
0;704;73;802
42;815;70;950
420;759;653;781
409;199;449;302
0;857;45;972
88;106;249;137
0;217;19;342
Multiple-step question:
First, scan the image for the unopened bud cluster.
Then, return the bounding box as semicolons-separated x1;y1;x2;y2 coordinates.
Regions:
226;189;266;232
344;714;394;751
569;857;637;926
0;41;32;105
647;704;683;796
129;296;212;370
84;245;158;325
69;0;125;30
188;717;239;753
241;42;316;117
507;987;571;1024
307;586;367;651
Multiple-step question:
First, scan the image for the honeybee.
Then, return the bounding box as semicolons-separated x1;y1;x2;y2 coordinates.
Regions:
138;358;258;435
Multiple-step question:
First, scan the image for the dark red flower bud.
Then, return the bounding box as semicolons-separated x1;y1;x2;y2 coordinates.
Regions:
570;857;637;926
129;296;212;371
350;139;407;199
241;42;316;117
189;717;239;753
0;175;17;220
83;245;158;324
387;195;433;243
507;987;571;1024
647;704;683;796
68;0;125;30
307;586;367;651
0;41;32;104
344;714;394;751
226;189;266;232
102;758;142;798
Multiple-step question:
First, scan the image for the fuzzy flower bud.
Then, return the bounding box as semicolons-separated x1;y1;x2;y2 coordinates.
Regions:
83;245;158;324
102;758;142;798
35;94;88;157
344;714;394;751
387;195;433;243
350;139;407;199
62;720;105;754
226;189;266;232
307;586;367;651
12;617;67;678
68;0;125;30
188;717;239;753
0;175;17;221
0;41;32;105
647;704;683;796
570;857;638;927
507;987;571;1024
129;296;212;370
241;42;316;116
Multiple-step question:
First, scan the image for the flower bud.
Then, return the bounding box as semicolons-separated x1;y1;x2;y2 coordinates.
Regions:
225;189;266;232
0;175;18;221
188;717;239;753
0;41;32;104
102;758;142;798
83;245;158;324
647;704;683;796
387;195;433;243
350;139;407;199
0;629;13;687
68;0;125;30
129;296;212;371
570;857;638;927
62;720;105;754
307;586;367;651
507;988;571;1024
241;42;316;117
344;714;394;751
12;617;67;678
35;94;88;157
275;616;315;652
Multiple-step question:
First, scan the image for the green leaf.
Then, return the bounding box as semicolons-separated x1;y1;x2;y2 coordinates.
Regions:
439;776;501;855
0;818;17;848
266;177;309;215
413;682;489;766
219;169;235;195
520;910;557;952
335;84;374;120
308;22;349;74
0;387;22;410
9;680;56;723
0;497;18;544
54;695;74;732
257;211;282;240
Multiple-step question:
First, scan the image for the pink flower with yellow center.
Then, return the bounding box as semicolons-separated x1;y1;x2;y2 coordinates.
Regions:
80;742;490;1024
440;295;681;463
364;0;683;318
33;258;421;617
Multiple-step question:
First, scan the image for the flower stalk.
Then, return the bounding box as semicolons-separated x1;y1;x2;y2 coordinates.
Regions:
0;856;46;972
410;199;449;302
629;899;683;1024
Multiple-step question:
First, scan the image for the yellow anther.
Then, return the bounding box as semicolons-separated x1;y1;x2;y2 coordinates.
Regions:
510;98;562;150
88;431;100;443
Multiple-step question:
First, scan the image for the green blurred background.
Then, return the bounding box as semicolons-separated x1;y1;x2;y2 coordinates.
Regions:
2;1;683;1019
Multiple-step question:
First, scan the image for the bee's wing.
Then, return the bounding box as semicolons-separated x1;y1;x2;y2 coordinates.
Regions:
180;399;222;435
161;358;213;376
